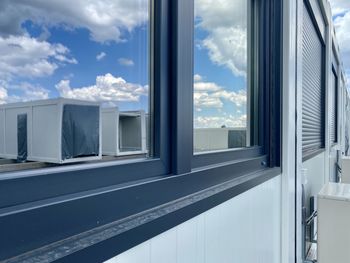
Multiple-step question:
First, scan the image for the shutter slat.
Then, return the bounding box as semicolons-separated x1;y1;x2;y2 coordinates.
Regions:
302;4;325;159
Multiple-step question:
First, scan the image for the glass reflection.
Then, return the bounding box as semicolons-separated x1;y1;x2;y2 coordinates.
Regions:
194;0;249;153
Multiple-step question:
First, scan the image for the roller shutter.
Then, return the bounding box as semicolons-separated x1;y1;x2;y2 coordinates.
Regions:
302;4;325;159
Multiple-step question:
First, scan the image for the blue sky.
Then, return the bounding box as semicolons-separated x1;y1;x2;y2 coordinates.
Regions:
0;0;248;128
193;0;248;128
0;0;150;112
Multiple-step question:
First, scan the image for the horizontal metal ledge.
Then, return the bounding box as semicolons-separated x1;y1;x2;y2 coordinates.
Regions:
192;146;264;169
3;166;281;263
0;158;168;209
0;155;275;261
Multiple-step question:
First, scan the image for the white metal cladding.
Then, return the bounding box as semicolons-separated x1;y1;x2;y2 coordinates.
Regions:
302;3;325;158
104;176;282;263
330;70;337;143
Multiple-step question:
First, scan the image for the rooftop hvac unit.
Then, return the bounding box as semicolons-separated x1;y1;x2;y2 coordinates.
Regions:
341;156;350;183
194;128;246;152
318;183;350;263
0;98;102;164
101;108;147;156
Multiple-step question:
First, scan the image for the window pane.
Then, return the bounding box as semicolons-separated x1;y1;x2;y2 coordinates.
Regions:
0;0;151;172
194;0;251;153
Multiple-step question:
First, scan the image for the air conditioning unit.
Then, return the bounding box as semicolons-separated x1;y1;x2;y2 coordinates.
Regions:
0;98;102;164
101;108;147;156
341;156;350;183
318;182;350;263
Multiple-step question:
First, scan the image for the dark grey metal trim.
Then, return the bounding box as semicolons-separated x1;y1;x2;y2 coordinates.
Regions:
0;0;284;261
192;146;263;169
192;0;282;169
0;158;166;209
304;0;326;41
0;0;171;209
2;166;280;263
170;0;194;175
0;156;269;261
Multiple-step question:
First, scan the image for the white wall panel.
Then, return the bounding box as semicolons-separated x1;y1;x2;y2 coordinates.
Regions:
302;152;326;214
104;175;282;263
150;228;177;263
177;219;197;263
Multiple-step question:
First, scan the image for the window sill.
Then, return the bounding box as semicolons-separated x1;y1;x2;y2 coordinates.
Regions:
1;163;281;262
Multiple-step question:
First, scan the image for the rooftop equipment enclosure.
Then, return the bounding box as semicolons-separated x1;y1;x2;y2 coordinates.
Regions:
102;108;147;156
0;98;102;164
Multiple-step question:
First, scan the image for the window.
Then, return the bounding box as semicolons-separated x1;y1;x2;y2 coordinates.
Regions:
193;0;252;153
302;3;325;160
0;1;283;262
0;0;151;173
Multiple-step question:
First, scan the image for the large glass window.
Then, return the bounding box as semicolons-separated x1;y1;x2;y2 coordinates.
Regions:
0;0;150;172
193;0;251;153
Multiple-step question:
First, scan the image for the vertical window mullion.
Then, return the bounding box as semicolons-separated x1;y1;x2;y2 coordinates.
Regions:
171;0;194;174
152;0;171;172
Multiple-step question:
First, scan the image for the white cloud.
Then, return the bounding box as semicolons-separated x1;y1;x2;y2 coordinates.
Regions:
56;73;148;102
194;81;221;93
0;82;50;104
0;0;149;43
211;89;247;107
195;114;247;128
0;86;8;104
194;74;203;82
195;0;247;77
193;76;246;110
11;82;50;102
96;52;106;61
194;92;223;108
330;0;350;16
118;58;135;67
0;35;77;79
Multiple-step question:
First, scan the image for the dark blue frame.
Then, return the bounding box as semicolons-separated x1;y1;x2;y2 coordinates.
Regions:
0;0;283;261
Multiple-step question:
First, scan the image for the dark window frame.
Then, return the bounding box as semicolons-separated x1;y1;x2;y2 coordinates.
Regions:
0;0;171;209
0;0;283;262
192;0;282;169
331;65;338;144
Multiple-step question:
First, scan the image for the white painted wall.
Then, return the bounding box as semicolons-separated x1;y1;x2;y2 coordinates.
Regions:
302;152;326;216
328;145;338;182
104;175;282;263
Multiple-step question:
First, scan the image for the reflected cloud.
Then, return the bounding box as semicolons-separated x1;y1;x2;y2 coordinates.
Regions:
0;35;77;80
0;82;50;104
0;0;149;43
195;0;247;77
118;58;135;67
56;73;148;103
96;52;106;61
195;114;247;128
194;74;246;110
